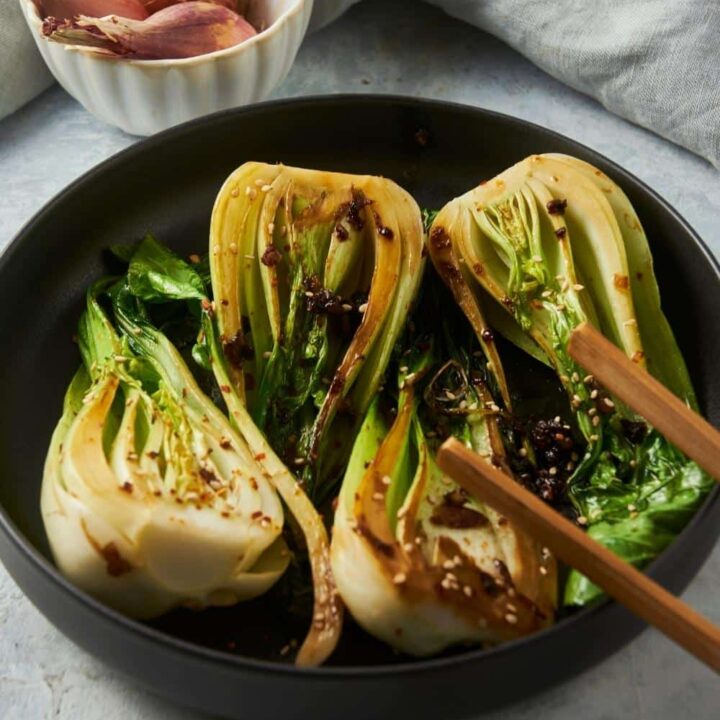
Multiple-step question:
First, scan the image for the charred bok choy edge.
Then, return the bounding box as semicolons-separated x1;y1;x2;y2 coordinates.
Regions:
208;162;426;503
429;153;713;605
330;276;557;656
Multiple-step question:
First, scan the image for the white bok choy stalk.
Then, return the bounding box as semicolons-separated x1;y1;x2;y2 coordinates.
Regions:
428;154;712;605
42;279;287;621
331;286;557;656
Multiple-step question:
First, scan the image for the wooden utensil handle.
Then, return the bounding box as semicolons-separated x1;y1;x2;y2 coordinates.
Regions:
568;322;720;480
437;438;720;673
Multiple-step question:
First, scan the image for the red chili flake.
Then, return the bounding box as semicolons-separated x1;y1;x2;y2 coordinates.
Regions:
220;438;232;450
547;198;568;215
554;226;567;239
473;262;484;275
481;328;494;342
254;453;266;461
251;511;263;520
201;298;214;315
146;451;159;459
220;299;229;306
636;272;644;280
189;254;201;264
613;273;629;290
261;244;282;267
120;481;133;494
334;224;349;241
220;384;231;393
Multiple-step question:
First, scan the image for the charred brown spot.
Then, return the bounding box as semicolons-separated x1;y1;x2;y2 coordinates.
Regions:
430;490;489;529
430;226;451;249
261;244;282;267
473;262;484;275
636;272;644;280
244;372;256;391
546;198;568;215
501;295;515;311
613;273;630;290
120;481;133;494
100;543;133;577
329;375;345;395
493;559;514;589
199;466;219;485
334;224;349;241
222;332;253;369
554;226;567;239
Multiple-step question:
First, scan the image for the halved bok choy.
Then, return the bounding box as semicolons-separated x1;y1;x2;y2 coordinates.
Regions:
428;154;713;605
331;282;557;655
209;162;425;502
42;280;287;621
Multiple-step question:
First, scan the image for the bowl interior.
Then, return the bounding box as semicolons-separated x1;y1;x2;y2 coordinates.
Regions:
1;96;719;668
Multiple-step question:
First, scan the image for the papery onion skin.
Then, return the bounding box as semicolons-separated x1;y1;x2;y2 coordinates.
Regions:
42;2;256;60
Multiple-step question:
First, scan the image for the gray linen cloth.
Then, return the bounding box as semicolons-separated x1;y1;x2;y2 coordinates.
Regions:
3;0;719;167
426;0;720;166
0;2;53;121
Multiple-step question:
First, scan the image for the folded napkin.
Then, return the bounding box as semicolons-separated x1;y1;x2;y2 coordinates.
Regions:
427;0;720;167
0;2;53;121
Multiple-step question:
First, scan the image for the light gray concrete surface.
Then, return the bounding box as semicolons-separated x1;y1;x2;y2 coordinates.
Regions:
0;1;718;718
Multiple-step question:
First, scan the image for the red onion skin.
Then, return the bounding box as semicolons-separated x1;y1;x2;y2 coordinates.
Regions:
35;0;149;20
44;2;257;60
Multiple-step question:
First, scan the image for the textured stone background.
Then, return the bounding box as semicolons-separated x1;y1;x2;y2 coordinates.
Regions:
1;1;718;718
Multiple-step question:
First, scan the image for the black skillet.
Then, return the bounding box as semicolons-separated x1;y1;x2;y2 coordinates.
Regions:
0;96;718;719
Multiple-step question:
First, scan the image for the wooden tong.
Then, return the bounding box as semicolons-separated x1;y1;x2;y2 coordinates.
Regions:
437;322;720;673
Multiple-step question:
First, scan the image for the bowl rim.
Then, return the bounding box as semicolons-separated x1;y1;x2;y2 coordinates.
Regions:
21;0;309;67
1;93;718;679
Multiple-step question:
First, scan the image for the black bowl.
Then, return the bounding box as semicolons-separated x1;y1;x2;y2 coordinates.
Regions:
1;96;718;720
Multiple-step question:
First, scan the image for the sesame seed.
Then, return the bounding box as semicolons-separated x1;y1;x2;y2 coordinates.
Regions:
541;290;552;298
463;586;473;597
627;504;636;512
572;393;582;404
263;351;272;359
261;184;272;193
549;467;558;476
589;434;599;442
590;389;599;399
577;515;588;526
357;303;368;313
592;415;600;427
588;408;597;416
393;572;407;585
519;447;528;457
583;375;594;383
532;255;543;263
267;222;275;234
603;398;615;408
506;603;517;612
505;613;518;624
254;178;266;186
540;566;548;575
372;492;384;501
381;475;392;486
341;303;353;312
573;284;584;291
229;242;238;254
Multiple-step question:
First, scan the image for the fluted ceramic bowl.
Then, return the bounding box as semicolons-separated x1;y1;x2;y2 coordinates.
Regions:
20;0;313;135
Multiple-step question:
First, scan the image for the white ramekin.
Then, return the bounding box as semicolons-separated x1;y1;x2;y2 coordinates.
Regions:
20;0;313;136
